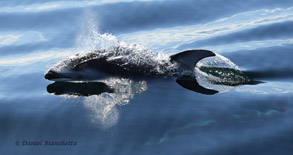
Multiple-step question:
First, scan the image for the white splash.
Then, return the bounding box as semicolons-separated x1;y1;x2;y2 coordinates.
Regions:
195;54;242;92
50;10;172;76
197;54;239;69
65;78;147;129
75;10;120;51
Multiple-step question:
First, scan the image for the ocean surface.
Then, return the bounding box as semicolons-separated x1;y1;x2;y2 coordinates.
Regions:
1;0;293;154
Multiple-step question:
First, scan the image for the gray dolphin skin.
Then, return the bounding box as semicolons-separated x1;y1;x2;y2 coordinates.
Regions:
44;47;215;81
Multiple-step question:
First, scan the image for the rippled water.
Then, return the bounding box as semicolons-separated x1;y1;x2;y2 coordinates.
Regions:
1;0;293;155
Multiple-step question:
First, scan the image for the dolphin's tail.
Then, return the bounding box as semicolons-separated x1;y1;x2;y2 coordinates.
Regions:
170;49;216;70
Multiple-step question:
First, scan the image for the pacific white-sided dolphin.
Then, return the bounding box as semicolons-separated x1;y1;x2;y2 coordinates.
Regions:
44;46;256;94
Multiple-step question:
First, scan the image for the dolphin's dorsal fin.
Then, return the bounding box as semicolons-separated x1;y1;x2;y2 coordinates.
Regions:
170;50;216;69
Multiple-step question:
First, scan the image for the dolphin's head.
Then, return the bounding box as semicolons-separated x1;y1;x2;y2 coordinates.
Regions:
45;60;83;81
44;53;103;81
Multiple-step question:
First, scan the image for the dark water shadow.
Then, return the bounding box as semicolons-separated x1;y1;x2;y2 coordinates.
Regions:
47;81;114;96
176;76;219;95
245;70;293;81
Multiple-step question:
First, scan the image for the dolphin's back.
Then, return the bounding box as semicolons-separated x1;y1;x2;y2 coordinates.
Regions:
74;56;152;77
73;49;216;77
71;48;170;77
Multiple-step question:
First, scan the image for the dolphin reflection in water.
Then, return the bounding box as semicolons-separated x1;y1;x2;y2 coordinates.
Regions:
47;78;147;128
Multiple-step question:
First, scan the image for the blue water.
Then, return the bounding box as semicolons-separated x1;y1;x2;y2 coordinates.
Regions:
1;0;293;154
